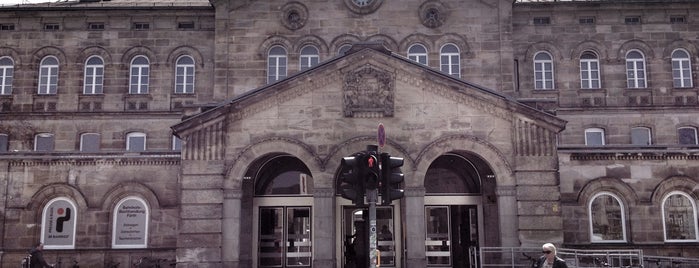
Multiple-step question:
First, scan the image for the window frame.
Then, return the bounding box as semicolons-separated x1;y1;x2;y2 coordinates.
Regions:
83;56;104;94
408;43;428;65
126;132;147;152
440;43;460;78
38;56;59;95
630;127;652;146
175;55;195;94
267;45;288;84
129;56;150;94
0;56;13;95
671;49;693;88
172;135;182;151
79;133;100;152
584;128;605;146
34;133;55;152
299;45;320;71
580;51;600;89
41;197;78;249
0;133;8;152
661;191;699;242
625;50;647;88
678;126;698;145
112;196;149;249
588;192;627;243
533;51;555;90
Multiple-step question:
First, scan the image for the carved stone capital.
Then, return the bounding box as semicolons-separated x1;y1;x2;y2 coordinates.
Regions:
314;188;335;198
404;187;426;197
224;189;243;199
495;186;517;197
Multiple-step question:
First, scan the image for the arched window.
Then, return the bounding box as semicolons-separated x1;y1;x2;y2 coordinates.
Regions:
662;191;698;242
126;132;146;152
589;192;627;242
338;44;352;56
112;197;149;248
38;56;59;94
626;50;647;88
267;46;287;83
34;133;55;151
631;127;652;146
408;44;428;65
299;45;319;71
671;49;693;88
678;126;698;145
585;128;605;146
440;44;460;78
175;55;195;94
80;133;100;152
580;51;600;89
534;51;554;89
84;56;104;94
0;56;14;95
130;56;149;94
41;197;77;249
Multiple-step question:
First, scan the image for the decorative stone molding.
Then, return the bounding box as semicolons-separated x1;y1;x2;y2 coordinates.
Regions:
280;2;308;31
495;186;517;197
313;187;335;198
182;119;225;160
419;1;448;29
224;189;243;199
8;156;180;167
514;118;556;156
343;0;384;15
343;64;395;117
404;187;426;197
569;152;699;161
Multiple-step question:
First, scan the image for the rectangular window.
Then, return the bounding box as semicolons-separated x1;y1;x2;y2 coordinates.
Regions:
34;133;55;152
38;65;58;95
678;127;698;145
585;129;605;146
0;133;8;152
88;23;105;30
425;206;450;266
670;16;686;24
533;17;551;25
580;60;600;89
126;133;146;152
579;17;595;24
132;23;150;30
178;22;195;29
80;133;100;152
0;24;15;30
172;136;182;151
624;17;641;25
631;128;652;146
44;23;60;31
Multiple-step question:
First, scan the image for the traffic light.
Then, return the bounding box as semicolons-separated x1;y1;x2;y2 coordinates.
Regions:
339;153;365;205
365;152;380;189
380;152;404;205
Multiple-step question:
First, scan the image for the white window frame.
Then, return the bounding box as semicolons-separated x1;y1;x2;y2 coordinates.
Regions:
625;50;647;88
34;133;55;151
440;43;460;78
112;196;149;249
175;55;195;94
129;56;149;94
630;127;652;146
534;51;554;90
408;44;428;65
172;135;182;151
661;191;699;242
267;46;287;83
79;133;100;152
299;45;320;71
38;56;59;94
0;56;14;95
83;56;104;94
580;51;600;89
126;132;147;152
671;49;693;88
588;192;627;243
678;126;698;145
584;128;605;146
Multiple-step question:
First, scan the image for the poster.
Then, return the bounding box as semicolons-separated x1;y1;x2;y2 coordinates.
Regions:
42;198;76;249
113;198;148;248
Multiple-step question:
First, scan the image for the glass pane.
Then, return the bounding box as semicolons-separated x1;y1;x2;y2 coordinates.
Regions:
127;136;145;151
81;133;100;152
425;206;450;266
586;131;604;146
631;128;650;145
35;134;55;152
664;194;697;240
0;134;8;152
591;194;624;241
678;128;697;145
259;208;284;267
177;56;194;65
377;207;395;267
286;207;312;267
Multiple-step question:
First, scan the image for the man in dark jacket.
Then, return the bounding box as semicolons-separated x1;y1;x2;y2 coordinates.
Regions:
533;243;568;268
29;242;53;268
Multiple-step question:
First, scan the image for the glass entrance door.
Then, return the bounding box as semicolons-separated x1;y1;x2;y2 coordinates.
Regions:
425;205;479;267
258;206;312;268
341;206;398;268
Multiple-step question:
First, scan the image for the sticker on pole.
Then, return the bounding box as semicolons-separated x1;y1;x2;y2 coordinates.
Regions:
378;123;386;148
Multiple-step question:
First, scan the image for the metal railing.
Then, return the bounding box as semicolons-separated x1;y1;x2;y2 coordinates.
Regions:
476;247;658;268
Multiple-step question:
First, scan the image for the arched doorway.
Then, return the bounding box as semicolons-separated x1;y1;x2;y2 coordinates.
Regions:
243;153;315;268
424;151;496;268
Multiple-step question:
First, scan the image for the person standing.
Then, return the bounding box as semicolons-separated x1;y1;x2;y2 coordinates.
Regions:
29;242;54;268
533;243;568;268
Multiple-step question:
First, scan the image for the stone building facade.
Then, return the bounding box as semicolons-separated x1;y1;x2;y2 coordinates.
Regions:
0;0;697;267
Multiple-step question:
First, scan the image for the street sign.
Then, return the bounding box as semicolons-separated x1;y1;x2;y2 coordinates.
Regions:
378;123;385;148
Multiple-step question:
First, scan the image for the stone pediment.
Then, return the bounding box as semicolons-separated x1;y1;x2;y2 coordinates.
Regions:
343;63;395;118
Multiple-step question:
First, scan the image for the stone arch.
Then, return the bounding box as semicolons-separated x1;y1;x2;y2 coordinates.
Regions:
651;175;699;205
0;46;23;66
31;46;68;69
663;39;699;59
324;136;412;184
617;39;655;60
77;46;113;65
293;35;329;56
524;42;563;62
166;45;206;68
28;183;88;220
434;33;470;56
120;46;157;66
399;33;434;54
330;34;362;55
366;34;399;52
576;177;639;206
570;40;609;61
257;35;293;59
413;134;514;188
224;136;323;190
100;181;161;211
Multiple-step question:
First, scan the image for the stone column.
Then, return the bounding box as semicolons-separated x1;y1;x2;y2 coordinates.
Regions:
222;189;242;268
404;187;426;267
496;185;519;247
312;188;335;268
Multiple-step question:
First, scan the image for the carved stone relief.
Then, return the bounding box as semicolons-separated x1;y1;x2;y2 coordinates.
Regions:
343;64;395;117
280;2;308;30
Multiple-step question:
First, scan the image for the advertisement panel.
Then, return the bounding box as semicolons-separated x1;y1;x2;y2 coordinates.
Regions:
41;198;76;249
112;197;148;248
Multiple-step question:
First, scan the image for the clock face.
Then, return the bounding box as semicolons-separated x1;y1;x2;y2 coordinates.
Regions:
352;0;373;6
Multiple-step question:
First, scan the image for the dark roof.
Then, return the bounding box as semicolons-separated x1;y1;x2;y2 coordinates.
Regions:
0;0;211;9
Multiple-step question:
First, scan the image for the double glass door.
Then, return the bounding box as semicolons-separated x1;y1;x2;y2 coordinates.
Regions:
257;206;312;267
341;206;399;268
425;205;480;268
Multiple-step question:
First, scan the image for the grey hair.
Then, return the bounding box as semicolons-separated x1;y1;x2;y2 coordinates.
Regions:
542;243;557;255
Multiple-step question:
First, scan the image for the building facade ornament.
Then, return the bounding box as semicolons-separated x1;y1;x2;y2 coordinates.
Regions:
343;64;395;117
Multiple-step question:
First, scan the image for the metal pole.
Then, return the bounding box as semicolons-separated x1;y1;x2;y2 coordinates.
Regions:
367;188;378;268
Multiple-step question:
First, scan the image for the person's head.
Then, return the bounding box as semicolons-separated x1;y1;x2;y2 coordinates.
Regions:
542;243;556;259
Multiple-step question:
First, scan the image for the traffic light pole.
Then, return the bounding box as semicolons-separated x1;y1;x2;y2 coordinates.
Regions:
367;188;378;268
